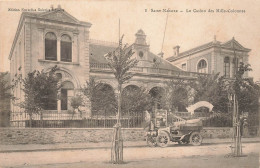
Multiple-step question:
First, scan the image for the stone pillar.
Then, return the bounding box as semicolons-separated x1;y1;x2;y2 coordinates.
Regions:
73;33;79;63
57;88;61;113
38;28;44;60
57;100;61;113
57;37;61;61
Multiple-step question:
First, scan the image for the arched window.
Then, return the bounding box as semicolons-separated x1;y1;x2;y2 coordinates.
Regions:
224;57;230;78
92;83;116;116
149;87;164;110
45;32;57;61
61;81;74;110
197;59;207;73
60;34;72;62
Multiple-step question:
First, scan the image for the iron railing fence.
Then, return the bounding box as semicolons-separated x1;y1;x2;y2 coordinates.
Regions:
90;62;209;78
174;111;211;119
11;111;256;129
10;112;145;128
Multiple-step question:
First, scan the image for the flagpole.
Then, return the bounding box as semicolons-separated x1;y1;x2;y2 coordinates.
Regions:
160;13;168;56
119;19;120;42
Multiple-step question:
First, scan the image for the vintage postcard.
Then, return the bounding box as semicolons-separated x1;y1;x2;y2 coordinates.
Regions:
0;0;259;168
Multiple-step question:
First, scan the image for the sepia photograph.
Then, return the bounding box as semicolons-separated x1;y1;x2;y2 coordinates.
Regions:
0;0;260;167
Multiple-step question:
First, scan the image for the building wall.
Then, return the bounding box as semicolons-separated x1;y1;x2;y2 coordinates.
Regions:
172;48;214;74
187;52;212;73
9;15;91;118
10;21;25;113
171;46;249;78
219;49;249;78
0;127;235;145
25;18;90;87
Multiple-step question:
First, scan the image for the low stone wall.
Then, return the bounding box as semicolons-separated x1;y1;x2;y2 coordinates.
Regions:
201;127;233;139
0;127;234;145
0;128;145;145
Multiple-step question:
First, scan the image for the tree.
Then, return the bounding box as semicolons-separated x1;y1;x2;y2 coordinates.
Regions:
122;87;152;127
162;79;192;112
70;94;84;118
105;35;138;164
20;66;60;127
190;73;229;113
82;77;117;118
230;63;259;114
225;62;259;156
0;72;13;126
226;63;259;117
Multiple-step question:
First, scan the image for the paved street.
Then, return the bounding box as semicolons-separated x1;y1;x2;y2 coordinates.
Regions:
0;142;259;168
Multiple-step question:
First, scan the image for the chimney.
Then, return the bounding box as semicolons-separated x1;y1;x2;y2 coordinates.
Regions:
213;35;216;43
158;52;164;58
173;45;180;57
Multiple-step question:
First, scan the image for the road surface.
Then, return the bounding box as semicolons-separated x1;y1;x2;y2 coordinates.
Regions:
0;142;259;168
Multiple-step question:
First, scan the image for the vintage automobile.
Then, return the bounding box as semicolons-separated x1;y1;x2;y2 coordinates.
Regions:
145;102;214;147
146;118;203;147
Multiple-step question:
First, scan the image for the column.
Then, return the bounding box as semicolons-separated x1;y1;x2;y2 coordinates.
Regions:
73;33;78;63
57;100;61;113
57;89;61;113
57;37;61;61
38;28;44;59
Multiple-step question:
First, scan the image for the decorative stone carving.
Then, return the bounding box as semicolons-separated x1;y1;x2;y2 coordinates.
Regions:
64;71;73;78
41;11;77;23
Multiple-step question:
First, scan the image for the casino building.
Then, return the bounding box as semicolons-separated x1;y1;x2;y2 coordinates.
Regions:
9;7;250;127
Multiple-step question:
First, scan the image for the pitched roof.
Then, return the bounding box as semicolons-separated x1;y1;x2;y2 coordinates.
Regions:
21;8;91;26
146;52;182;71
166;38;251;62
221;38;251;51
89;42;116;64
89;41;182;72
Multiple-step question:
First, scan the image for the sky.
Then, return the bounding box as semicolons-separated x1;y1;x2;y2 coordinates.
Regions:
0;0;260;81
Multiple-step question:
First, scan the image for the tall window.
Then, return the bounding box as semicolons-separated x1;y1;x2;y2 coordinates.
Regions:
45;32;57;61
61;34;72;62
197;59;207;73
44;93;57;110
224;57;230;78
181;63;186;70
61;81;74;110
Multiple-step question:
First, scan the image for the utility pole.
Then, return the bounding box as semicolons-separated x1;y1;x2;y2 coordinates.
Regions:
231;38;242;156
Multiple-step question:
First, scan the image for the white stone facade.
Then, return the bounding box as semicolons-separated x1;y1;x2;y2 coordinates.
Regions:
167;38;251;78
9;8;92;121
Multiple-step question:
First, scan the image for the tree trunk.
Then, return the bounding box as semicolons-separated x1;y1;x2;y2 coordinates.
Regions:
104;109;106;128
29;114;32;128
128;110;130;128
232;94;242;156
111;83;123;164
117;84;122;125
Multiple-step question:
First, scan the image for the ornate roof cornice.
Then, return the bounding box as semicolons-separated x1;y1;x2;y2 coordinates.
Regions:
9;8;91;60
167;38;251;62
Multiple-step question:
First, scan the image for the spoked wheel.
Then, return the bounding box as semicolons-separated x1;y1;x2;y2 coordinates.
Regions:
189;132;202;146
146;135;157;147
156;131;170;148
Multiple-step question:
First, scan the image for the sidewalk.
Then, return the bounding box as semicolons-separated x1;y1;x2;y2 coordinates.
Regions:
0;137;259;153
